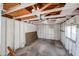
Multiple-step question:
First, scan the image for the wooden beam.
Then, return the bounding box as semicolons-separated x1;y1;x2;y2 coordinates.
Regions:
23;18;38;21
7;9;31;17
7;47;16;56
60;3;79;15
16;16;36;20
15;7;64;19
3;3;36;15
15;7;72;19
40;3;53;11
22;16;36;20
23;13;77;21
45;11;61;16
2;14;13;19
32;5;37;10
15;3;79;19
45;13;77;19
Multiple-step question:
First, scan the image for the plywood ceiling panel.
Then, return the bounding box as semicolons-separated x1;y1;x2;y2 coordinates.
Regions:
3;3;20;11
43;3;65;11
7;9;31;17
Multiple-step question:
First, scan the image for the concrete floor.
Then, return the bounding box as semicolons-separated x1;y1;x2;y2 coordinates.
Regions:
15;39;70;56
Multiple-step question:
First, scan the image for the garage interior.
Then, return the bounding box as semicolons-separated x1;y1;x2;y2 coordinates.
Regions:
0;3;79;56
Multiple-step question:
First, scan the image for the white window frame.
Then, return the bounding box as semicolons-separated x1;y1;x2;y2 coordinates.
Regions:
65;25;77;42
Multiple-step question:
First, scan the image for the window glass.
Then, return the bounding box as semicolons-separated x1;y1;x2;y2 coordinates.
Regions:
71;25;76;41
65;26;71;38
65;25;76;41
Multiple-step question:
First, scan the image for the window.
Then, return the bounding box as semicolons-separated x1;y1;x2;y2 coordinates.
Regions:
65;25;77;41
71;25;76;41
65;26;71;38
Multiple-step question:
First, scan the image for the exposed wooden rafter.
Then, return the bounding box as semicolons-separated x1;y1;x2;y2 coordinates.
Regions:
2;3;79;23
16;16;37;20
15;3;79;19
40;3;53;11
23;12;78;21
45;13;78;19
15;3;64;21
2;3;64;19
45;11;61;16
32;5;37;10
15;7;71;19
2;14;13;19
3;3;36;15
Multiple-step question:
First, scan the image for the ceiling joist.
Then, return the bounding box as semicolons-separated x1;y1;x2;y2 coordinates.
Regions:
40;3;53;11
15;5;79;19
23;12;78;21
3;3;36;15
2;3;79;23
15;7;65;19
45;11;61;16
45;13;77;19
2;14;13;19
7;9;31;17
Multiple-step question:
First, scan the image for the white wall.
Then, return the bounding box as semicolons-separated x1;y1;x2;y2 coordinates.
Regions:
6;18;14;55
0;3;2;55
25;23;37;32
1;17;37;55
14;20;20;50
36;24;60;40
14;21;37;50
19;21;26;48
60;15;79;56
75;15;79;56
1;17;7;55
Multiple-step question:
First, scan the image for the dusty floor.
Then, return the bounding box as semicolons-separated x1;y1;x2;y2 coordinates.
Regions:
15;39;70;56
